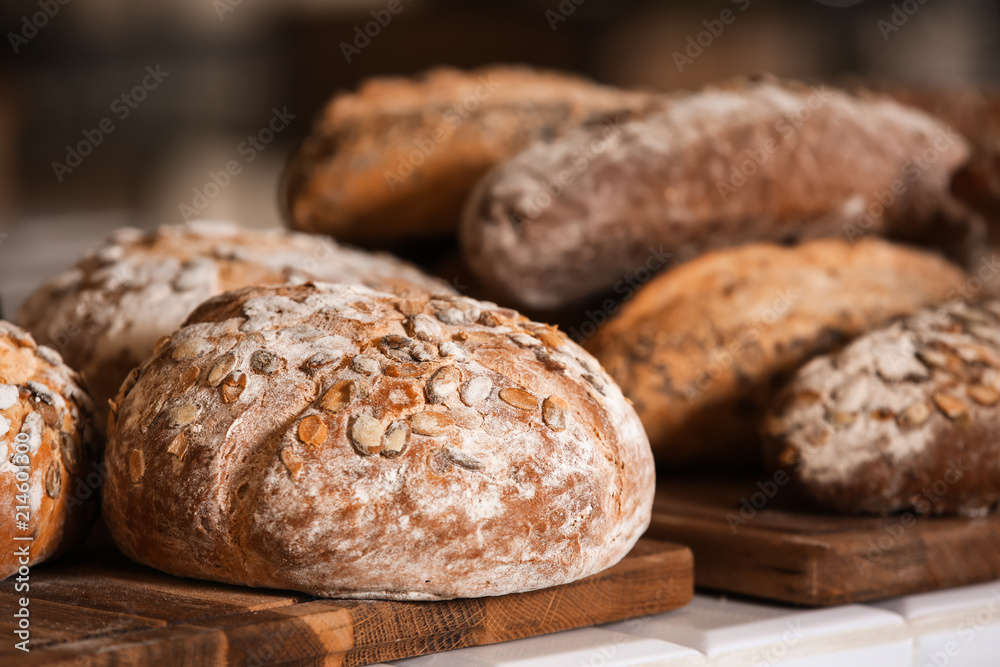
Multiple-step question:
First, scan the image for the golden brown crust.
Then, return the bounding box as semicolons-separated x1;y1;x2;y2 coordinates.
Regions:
282;65;655;244
461;79;971;310
0;322;98;578
762;299;1000;516
102;283;654;600
17;221;454;422
586;238;968;469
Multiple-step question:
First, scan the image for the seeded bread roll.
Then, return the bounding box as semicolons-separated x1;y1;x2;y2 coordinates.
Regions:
17;221;454;421
283;65;655;244
461;79;971;309
102;283;653;599
587;239;968;469
0;322;98;579
762;299;1000;517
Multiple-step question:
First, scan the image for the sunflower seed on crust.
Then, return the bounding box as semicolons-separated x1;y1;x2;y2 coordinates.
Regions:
499;387;538;411
350;414;385;455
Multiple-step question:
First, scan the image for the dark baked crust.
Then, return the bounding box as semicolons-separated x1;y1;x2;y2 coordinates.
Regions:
861;82;1000;254
102;283;654;599
856;82;1000;150
17;221;454;422
0;322;98;578
587;238;968;469
282;65;655;244
461;79;970;309
762;299;1000;516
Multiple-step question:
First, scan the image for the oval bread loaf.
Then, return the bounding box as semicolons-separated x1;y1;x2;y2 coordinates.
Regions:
18;221;454;421
102;283;654;599
587;238;969;469
283;65;655;244
762;299;1000;516
0;322;98;578
461;79;970;309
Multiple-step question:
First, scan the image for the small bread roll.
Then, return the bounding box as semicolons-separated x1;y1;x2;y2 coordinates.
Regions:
18;221;454;420
103;284;653;599
763;299;1000;516
0;322;98;578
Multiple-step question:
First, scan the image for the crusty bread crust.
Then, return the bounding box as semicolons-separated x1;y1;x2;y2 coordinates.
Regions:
0;322;98;578
17;221;454;422
103;283;654;599
587;238;968;469
763;298;1000;516
283;65;655;243
462;80;970;309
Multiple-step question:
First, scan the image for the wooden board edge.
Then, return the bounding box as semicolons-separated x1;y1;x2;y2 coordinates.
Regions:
16;540;693;665
651;511;1000;606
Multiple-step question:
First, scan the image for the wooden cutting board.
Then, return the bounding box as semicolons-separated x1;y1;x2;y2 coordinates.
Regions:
0;535;692;666
648;476;1000;607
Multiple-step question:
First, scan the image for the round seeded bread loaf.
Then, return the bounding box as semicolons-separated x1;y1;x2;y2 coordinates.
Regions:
0;321;99;579
102;283;654;599
17;221;454;422
763;299;1000;517
587;238;969;469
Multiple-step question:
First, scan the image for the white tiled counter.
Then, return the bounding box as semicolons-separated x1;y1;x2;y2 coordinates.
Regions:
875;582;1000;667
392;628;703;667
390;584;1000;667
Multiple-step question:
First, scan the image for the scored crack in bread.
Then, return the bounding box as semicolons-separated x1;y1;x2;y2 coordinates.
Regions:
0;322;98;578
586;238;969;469
461;78;971;310
17;220;455;423
102;283;654;600
762;299;1000;517
282;65;657;244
